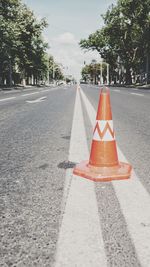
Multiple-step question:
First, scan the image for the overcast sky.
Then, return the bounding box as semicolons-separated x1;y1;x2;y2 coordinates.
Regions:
23;0;117;80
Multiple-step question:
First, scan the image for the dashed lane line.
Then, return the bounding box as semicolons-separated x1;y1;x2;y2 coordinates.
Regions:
3;88;51;95
113;89;121;92
80;87;150;267
22;92;40;97
4;91;19;94
40;89;51;92
130;92;144;97
26;96;47;104
0;97;16;102
55;88;107;267
22;87;59;96
0;87;60;104
3;88;33;94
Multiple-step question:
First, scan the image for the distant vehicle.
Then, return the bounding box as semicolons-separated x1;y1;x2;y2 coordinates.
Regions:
57;80;66;85
80;80;86;84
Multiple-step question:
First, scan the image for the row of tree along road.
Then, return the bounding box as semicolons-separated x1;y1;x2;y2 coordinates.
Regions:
0;0;64;87
80;0;150;85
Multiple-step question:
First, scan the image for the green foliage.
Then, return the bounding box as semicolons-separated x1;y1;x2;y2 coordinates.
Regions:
0;0;50;85
48;55;64;81
81;62;107;84
80;0;150;84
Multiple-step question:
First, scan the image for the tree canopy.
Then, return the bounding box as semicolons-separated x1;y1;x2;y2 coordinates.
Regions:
80;0;150;84
0;0;64;86
81;61;107;84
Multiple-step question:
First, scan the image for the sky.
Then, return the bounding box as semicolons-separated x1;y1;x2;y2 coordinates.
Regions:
23;0;117;80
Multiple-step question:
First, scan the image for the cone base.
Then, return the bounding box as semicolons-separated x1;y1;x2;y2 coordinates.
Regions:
73;161;132;182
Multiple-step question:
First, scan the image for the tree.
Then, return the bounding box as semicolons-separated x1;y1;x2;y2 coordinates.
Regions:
81;62;107;84
0;0;21;85
80;0;150;84
0;0;49;86
48;56;64;82
54;66;64;81
16;4;48;84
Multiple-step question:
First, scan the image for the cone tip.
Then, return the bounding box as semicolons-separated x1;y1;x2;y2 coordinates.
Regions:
101;86;110;94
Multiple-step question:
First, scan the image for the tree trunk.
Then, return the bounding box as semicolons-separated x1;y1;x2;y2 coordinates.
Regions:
21;70;26;86
125;67;132;85
146;54;149;85
0;70;2;86
8;58;13;87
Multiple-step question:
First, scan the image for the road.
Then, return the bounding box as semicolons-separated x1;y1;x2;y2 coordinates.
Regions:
0;84;150;266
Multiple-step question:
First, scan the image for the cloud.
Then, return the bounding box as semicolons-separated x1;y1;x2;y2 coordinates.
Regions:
49;32;101;80
53;32;77;45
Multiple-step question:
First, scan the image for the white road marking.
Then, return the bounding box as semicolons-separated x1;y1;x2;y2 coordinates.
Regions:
22;92;39;97
80;87;150;267
4;91;17;94
0;97;16;102
130;93;144;97
3;88;38;94
41;89;51;92
22;88;34;92
55;89;107;267
114;89;121;92
4;89;34;94
0;87;59;104
26;96;47;103
22;88;58;97
112;154;150;267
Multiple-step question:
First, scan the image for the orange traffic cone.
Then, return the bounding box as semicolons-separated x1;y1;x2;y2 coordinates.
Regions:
73;87;132;182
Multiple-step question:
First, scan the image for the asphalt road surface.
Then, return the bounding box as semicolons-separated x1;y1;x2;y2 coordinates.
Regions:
0;84;150;267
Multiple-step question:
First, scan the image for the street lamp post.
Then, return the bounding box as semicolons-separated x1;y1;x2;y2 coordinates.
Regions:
146;54;149;85
53;61;55;84
47;59;49;85
91;59;97;85
107;63;109;85
100;62;103;85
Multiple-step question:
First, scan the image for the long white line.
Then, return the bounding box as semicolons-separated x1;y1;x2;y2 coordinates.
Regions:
22;88;58;97
130;92;144;96
114;89;121;92
4;91;18;94
0;88;59;104
55;88;107;267
22;92;39;97
41;89;51;92
80;87;150;267
0;97;16;102
22;88;34;92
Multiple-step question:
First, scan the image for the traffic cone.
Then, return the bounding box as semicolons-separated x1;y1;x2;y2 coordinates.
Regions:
73;87;132;182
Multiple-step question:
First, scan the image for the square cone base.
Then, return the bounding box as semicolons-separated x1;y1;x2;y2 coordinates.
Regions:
73;160;132;182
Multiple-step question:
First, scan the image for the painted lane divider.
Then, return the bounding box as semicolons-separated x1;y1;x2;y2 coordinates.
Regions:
0;87;61;106
22;87;60;97
80;87;150;267
22;92;40;97
130;93;144;97
55;88;107;266
4;91;19;94
39;89;50;92
3;88;34;94
0;97;16;102
114;89;121;92
26;96;47;104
